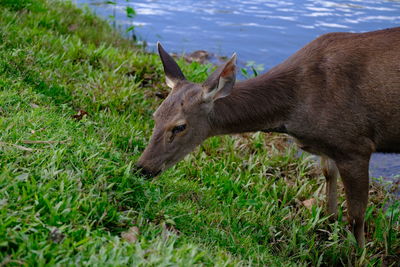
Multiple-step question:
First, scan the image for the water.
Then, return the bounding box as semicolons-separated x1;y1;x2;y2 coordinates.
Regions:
76;0;400;181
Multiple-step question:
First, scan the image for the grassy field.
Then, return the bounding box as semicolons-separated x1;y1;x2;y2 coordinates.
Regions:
0;0;399;266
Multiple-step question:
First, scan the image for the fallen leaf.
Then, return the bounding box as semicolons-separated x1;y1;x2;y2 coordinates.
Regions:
72;110;88;121
49;228;65;244
161;222;180;240
30;103;40;109
68;24;78;32
16;173;29;182
30;128;45;135
302;198;316;209
121;226;139;243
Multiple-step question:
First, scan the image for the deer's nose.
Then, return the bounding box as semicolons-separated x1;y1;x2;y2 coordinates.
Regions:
135;164;160;179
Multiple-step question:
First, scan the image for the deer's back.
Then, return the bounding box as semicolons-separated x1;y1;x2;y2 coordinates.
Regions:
285;27;400;154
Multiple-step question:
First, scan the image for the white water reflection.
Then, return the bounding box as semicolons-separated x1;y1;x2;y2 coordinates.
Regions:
75;0;400;69
315;21;349;28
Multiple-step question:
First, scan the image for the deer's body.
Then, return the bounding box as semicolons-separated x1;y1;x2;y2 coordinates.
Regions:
212;28;400;153
285;28;400;155
137;27;400;247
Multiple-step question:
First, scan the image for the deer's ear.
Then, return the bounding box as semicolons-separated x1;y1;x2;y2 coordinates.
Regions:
202;53;237;102
158;42;186;88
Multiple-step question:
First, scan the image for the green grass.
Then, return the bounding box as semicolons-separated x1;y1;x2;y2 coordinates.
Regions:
0;0;399;266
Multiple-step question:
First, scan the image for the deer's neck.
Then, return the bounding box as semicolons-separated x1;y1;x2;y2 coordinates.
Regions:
208;68;297;136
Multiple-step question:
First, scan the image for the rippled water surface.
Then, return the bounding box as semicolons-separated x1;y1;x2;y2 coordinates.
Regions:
76;0;400;180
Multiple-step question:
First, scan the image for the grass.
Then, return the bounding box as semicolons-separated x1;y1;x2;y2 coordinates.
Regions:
0;0;399;266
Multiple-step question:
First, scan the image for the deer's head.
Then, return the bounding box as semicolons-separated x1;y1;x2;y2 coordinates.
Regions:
136;43;237;177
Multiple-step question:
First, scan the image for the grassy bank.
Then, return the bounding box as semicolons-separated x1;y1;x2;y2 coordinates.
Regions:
0;0;399;265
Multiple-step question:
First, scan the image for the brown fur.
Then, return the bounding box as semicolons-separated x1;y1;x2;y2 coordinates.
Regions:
138;28;400;247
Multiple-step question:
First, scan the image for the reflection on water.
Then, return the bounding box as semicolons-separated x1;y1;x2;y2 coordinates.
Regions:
76;0;400;69
76;0;400;180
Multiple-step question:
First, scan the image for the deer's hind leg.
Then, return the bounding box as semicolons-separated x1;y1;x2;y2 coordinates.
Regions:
321;156;339;218
335;155;370;248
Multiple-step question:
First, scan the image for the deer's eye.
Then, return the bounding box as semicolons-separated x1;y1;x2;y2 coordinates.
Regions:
172;124;186;135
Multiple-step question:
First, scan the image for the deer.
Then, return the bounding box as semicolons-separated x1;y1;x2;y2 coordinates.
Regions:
136;27;400;247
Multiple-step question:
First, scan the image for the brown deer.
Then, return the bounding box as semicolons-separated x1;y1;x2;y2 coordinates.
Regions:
137;27;400;247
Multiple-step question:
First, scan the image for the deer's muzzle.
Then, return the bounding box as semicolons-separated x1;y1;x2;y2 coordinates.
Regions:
135;163;161;179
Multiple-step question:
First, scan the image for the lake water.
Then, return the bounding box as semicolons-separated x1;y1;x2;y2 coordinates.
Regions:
76;0;400;181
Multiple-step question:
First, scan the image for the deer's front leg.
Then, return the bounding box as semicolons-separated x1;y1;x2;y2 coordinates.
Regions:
335;156;370;248
321;156;339;219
